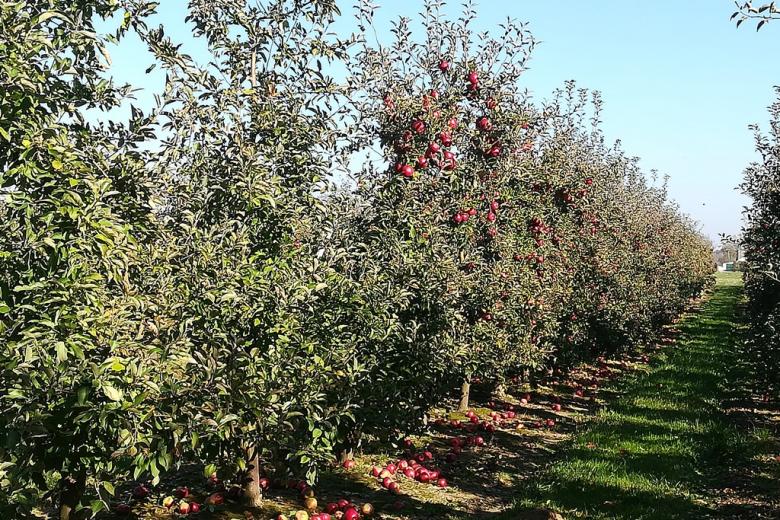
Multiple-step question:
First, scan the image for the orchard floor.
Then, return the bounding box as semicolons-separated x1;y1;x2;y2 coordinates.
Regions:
103;272;780;520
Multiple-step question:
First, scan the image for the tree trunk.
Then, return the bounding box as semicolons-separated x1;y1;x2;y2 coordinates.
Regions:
458;378;471;412
338;447;354;463
58;472;85;520
242;447;263;508
492;382;507;401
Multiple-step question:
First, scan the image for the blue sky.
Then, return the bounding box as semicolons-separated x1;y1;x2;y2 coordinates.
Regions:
97;1;780;244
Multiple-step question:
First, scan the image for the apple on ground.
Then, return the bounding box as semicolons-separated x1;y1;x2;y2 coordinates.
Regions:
132;485;150;499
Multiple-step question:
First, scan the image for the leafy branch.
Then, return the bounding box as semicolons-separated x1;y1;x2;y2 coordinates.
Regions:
732;1;780;30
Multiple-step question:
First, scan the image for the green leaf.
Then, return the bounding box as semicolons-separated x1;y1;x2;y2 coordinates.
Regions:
102;385;123;402
55;342;68;362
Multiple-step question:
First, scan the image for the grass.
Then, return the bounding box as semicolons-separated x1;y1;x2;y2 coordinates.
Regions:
499;272;765;519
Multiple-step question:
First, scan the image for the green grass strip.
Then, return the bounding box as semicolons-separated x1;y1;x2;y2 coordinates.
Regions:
502;272;752;519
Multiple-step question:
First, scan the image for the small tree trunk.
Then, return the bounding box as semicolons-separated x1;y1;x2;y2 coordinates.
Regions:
458;378;471;412
59;472;85;520
492;382;507;401
338;447;354;463
242;447;263;508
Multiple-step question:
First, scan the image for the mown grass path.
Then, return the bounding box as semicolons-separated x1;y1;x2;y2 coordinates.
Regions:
504;273;780;519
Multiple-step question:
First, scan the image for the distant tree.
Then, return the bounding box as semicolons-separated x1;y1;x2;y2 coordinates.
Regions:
732;1;780;30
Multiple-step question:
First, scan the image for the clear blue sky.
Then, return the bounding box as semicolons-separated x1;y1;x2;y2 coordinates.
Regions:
97;1;780;244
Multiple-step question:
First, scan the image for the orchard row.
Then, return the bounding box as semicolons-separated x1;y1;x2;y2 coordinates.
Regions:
0;1;713;518
741;87;780;400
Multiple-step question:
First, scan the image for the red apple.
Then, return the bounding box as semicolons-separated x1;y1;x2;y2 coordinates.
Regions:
178;501;191;515
132;485;150;499
343;508;360;520
326;502;339;514
438;60;450;72
205;492;225;506
437;478;448;488
114;503;131;516
175;486;190;499
190;502;201;514
477;116;492;131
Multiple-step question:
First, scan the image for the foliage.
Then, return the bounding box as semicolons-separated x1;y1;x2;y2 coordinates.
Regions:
732;1;780;30
0;0;714;517
740;87;780;397
0;1;164;517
